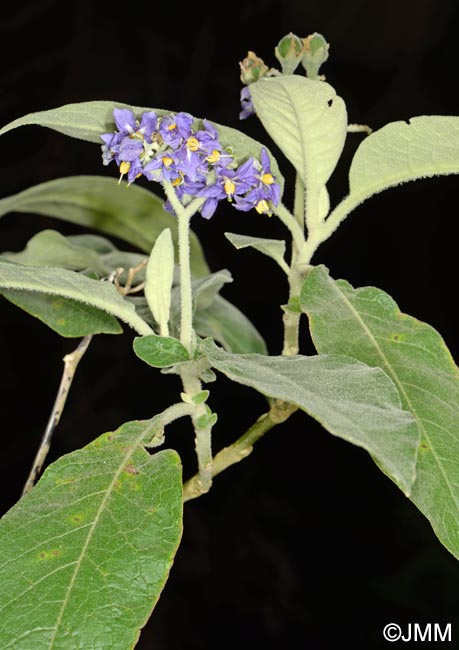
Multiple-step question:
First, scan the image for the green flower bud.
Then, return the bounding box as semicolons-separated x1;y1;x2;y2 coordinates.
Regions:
275;32;304;75
239;51;269;84
301;32;330;80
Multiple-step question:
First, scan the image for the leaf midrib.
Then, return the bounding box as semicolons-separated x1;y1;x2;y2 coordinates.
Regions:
324;279;459;510
48;423;154;648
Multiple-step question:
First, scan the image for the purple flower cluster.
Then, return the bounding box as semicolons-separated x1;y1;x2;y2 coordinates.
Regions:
101;108;280;219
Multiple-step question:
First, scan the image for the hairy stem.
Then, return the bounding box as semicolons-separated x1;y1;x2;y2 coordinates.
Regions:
180;365;214;496
162;182;204;355
183;400;297;502
272;202;305;251
22;335;93;495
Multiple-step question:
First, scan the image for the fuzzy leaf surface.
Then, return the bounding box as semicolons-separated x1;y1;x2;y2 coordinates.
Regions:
300;265;459;558
327;116;459;227
202;339;419;494
0;259;152;335
249;76;347;194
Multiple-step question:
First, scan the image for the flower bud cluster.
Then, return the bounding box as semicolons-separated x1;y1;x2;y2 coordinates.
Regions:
101;108;280;218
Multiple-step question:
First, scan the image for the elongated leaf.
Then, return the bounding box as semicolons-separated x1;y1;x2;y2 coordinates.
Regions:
202;339;419;494
0;421;183;649
225;232;288;273
2;229;109;275
327;116;459;228
0;259;153;335
300;265;459;558
249;76;347;221
0;176;209;277
0;290;122;336
145;229;174;337
0;101;284;188
133;335;189;368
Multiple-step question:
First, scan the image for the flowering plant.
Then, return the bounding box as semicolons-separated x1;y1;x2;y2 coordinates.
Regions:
0;32;458;648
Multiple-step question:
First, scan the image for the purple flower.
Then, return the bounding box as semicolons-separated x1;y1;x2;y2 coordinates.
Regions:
100;107;282;219
239;86;255;120
159;112;194;148
113;108;137;134
144;153;180;183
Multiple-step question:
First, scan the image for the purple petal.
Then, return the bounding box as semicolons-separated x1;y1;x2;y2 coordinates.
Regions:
113;108;136;133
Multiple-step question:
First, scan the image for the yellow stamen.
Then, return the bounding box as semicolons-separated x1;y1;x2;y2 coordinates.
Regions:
255;199;271;215
118;161;131;184
172;174;184;187
167;123;177;131
224;179;236;197
162;156;174;167
187;136;200;152
260;172;274;185
206;149;221;163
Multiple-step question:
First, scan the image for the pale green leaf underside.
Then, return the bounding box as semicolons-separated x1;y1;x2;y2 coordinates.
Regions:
249;76;347;191
328;115;459;226
202;339;419;494
300;265;459;558
0;259;153;336
0;101;284;189
0;290;122;337
145;228;174;336
0;422;183;649
224;232;288;272
0;176;209;277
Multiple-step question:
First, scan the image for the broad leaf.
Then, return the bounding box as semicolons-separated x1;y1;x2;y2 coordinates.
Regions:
300;265;459;558
0;259;153;336
326;116;459;229
202;339;419;494
0;421;183;649
249;76;347;221
0;176;209;277
0;101;284;188
0;290;122;337
225;232;288;273
133;335;189;368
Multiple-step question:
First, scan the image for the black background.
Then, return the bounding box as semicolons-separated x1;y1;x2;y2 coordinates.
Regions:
1;1;458;648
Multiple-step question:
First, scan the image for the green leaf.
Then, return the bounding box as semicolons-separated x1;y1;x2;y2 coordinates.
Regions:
133;335;189;368
327;116;459;229
0;175;209;278
191;269;233;312
0;101;284;189
0;290;122;336
202;339;419;495
225;232;288;273
249;76;347;220
2;229;110;276
0;259;153;336
300;265;459;558
0;421;183;649
194;295;267;355
144;228;174;337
